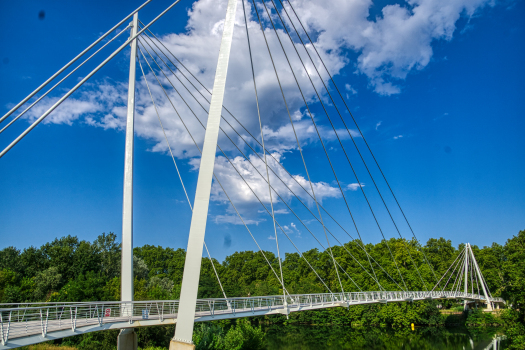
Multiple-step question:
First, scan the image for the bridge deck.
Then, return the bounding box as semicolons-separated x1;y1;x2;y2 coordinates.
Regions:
0;291;503;349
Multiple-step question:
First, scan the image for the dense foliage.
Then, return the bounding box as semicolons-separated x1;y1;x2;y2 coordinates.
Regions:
2;230;524;348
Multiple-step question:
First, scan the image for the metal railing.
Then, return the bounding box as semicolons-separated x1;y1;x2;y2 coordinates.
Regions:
0;291;504;347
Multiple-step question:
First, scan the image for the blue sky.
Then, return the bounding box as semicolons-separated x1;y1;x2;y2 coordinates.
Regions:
0;0;523;262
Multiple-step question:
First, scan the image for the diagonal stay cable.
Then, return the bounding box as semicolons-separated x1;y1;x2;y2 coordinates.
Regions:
138;55;228;299
266;0;421;290
446;248;467;292
0;0;153;125
241;0;287;301
261;0;385;290
251;0;399;291
138;43;343;295
279;0;439;286
268;0;427;291
138;28;384;264
138;32;397;290
248;0;345;294
0;25;131;135
137;46;293;297
138;28;400;289
262;0;421;290
0;0;184;159
442;248;466;292
430;247;465;291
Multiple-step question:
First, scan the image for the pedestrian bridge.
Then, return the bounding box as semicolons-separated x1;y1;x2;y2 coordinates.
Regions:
0;291;504;348
0;0;507;348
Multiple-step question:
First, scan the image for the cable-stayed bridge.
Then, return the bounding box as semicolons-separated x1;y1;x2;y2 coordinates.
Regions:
0;0;504;349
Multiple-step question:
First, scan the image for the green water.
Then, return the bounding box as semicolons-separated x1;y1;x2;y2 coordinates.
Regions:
264;325;508;349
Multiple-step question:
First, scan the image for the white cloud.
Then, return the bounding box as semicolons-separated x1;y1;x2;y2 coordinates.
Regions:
259;208;290;214
393;134;403;139
375;121;382;130
284;0;495;94
23;83;126;126
27;0;495;151
200;152;341;212
290;222;300;236
346;182;365;191
215;214;264;225
345;83;357;95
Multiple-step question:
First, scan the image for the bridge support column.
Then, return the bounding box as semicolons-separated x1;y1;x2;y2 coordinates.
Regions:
171;0;238;346
117;329;137;350
118;12;138;350
121;12;138;308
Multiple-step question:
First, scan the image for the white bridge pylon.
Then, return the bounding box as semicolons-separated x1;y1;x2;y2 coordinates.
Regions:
431;243;497;311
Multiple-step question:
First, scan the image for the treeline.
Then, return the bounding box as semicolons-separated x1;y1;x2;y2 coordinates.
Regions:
1;230;524;348
0;232;523;304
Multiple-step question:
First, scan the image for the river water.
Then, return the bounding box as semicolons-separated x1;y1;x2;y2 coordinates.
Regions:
264;325;508;349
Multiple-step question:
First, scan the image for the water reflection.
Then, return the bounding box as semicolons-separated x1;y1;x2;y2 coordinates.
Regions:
265;325;508;350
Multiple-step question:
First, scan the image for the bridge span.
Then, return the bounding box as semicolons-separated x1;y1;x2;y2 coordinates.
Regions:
0;291;504;348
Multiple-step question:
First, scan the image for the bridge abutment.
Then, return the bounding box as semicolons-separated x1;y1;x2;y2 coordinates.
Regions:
117;328;137;350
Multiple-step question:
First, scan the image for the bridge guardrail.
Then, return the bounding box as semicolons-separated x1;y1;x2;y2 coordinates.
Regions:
0;291;504;346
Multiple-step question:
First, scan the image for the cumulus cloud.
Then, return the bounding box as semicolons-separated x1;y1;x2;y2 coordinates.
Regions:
198;152;341;214
284;0;495;94
24;83;126;126
346;182;364;191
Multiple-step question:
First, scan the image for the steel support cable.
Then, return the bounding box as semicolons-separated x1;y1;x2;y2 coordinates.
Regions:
0;26;131;135
266;0;426;291
430;247;466;291
254;0;402;294
0;0;153;125
278;0;439;286
260;0;385;291
0;0;184;159
137;31;398;290
241;0;286;302
473;257;481;297
137;44;340;296
138;27;385;266
439;248;466;292
138;56;228;299
252;0;402;293
451;263;462;294
247;0;345;295
138;32;396;290
135;45;356;293
239;5;381;289
266;0;423;289
203;243;228;299
137;47;293;297
476;256;493;299
443;248;466;292
450;250;467;293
